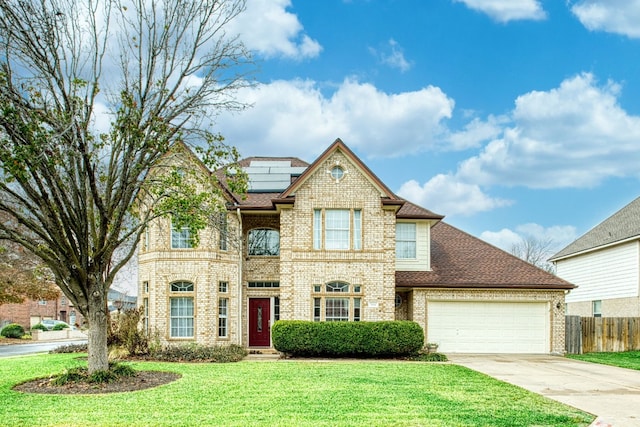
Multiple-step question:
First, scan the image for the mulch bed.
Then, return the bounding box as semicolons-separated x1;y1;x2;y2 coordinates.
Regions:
13;371;181;394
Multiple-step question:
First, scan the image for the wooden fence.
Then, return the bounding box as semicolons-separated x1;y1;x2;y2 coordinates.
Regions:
565;316;640;354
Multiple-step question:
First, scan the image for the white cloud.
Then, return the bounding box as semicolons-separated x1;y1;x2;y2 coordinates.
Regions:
453;0;546;22
458;73;640;188
480;223;577;252
217;78;455;159
397;174;512;217
571;0;640;38
447;115;507;150
370;39;412;73
230;0;322;59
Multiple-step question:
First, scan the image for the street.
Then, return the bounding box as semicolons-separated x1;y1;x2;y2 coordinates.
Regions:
0;339;87;358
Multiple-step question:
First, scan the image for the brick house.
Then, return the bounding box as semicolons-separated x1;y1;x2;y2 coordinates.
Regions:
0;294;80;330
139;139;574;354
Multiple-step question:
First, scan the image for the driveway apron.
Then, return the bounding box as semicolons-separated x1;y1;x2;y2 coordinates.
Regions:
448;354;640;427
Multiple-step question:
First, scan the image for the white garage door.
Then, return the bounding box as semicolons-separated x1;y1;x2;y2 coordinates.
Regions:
427;301;549;353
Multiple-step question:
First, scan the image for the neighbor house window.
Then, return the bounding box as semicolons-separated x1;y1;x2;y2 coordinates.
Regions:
312;281;362;322
38;300;47;305
218;298;228;338
396;223;416;259
593;300;602;318
248;228;280;256
170;281;194;338
143;281;149;294
171;222;193;249
313;209;362;250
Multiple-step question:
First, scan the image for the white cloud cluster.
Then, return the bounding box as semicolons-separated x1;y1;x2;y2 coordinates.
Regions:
230;0;322;59
480;223;577;253
217;78;454;158
396;72;640;217
397;175;512;217
458;73;640;189
571;0;640;38
453;0;546;22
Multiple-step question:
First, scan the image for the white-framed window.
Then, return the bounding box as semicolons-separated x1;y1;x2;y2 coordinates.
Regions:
143;281;149;294
171;222;193;249
143;226;149;251
248;228;280;256
60;296;66;306
143;297;149;333
593;300;602;318
219;281;228;293
170;297;193;338
313;209;362;250
396;223;416;259
312;281;362;322
218;298;228;338
170;281;194;338
38;300;47;305
219;213;228;251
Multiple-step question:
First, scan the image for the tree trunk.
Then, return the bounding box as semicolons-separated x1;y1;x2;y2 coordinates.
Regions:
86;287;109;373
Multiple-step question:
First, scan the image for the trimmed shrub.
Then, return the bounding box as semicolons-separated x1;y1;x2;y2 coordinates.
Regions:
272;320;424;357
407;352;448;362
151;343;247;363
1;323;25;339
31;323;48;332
52;323;69;331
49;343;88;354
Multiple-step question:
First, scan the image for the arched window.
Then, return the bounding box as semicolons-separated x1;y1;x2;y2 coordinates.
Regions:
248;228;280;256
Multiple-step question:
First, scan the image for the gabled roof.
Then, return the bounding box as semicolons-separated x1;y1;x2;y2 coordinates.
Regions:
280;138;398;200
397;200;443;220
550;196;640;261
397;221;575;290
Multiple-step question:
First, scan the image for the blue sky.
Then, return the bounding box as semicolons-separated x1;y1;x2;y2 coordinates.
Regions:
213;0;640;255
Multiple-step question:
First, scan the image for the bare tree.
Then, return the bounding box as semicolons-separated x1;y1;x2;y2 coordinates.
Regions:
0;0;250;372
510;235;557;274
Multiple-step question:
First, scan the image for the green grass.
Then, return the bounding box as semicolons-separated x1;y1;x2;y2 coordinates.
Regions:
567;351;640;370
0;354;593;427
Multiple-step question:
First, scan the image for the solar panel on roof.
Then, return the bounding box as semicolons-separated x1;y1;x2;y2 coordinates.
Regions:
244;160;307;192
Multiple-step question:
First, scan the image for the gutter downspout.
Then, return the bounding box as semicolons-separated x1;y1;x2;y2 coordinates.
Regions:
236;208;243;346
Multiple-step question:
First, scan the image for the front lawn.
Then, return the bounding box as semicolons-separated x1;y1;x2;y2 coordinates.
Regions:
0;354;593;427
567;351;640;370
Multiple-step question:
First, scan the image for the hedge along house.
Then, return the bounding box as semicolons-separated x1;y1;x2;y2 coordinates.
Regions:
138;139;575;354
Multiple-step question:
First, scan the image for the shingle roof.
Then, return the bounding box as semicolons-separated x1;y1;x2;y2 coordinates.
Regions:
550;196;640;261
396;200;443;220
396;221;575;290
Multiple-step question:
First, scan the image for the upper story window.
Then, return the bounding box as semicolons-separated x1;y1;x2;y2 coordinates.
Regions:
171;221;193;249
314;209;362;250
218;213;228;251
248;228;280;256
331;166;344;181
396;223;416;259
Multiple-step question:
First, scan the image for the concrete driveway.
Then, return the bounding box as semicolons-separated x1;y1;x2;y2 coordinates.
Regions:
449;354;640;427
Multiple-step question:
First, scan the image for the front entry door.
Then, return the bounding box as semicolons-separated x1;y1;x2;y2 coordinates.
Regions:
249;298;271;346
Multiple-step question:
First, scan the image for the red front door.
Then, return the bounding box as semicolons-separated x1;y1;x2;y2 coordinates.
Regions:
249;298;271;346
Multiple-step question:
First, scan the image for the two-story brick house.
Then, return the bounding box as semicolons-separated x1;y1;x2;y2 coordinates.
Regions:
139;139;574;354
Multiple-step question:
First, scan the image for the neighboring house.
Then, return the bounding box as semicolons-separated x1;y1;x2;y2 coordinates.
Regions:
0;294;81;330
550;196;640;317
108;289;137;313
139;139;574;354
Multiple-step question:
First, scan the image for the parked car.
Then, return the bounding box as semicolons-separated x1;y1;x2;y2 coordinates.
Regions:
40;320;71;330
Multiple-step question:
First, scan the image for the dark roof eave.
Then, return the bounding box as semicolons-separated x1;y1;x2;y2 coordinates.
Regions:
395;282;576;290
396;213;445;220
